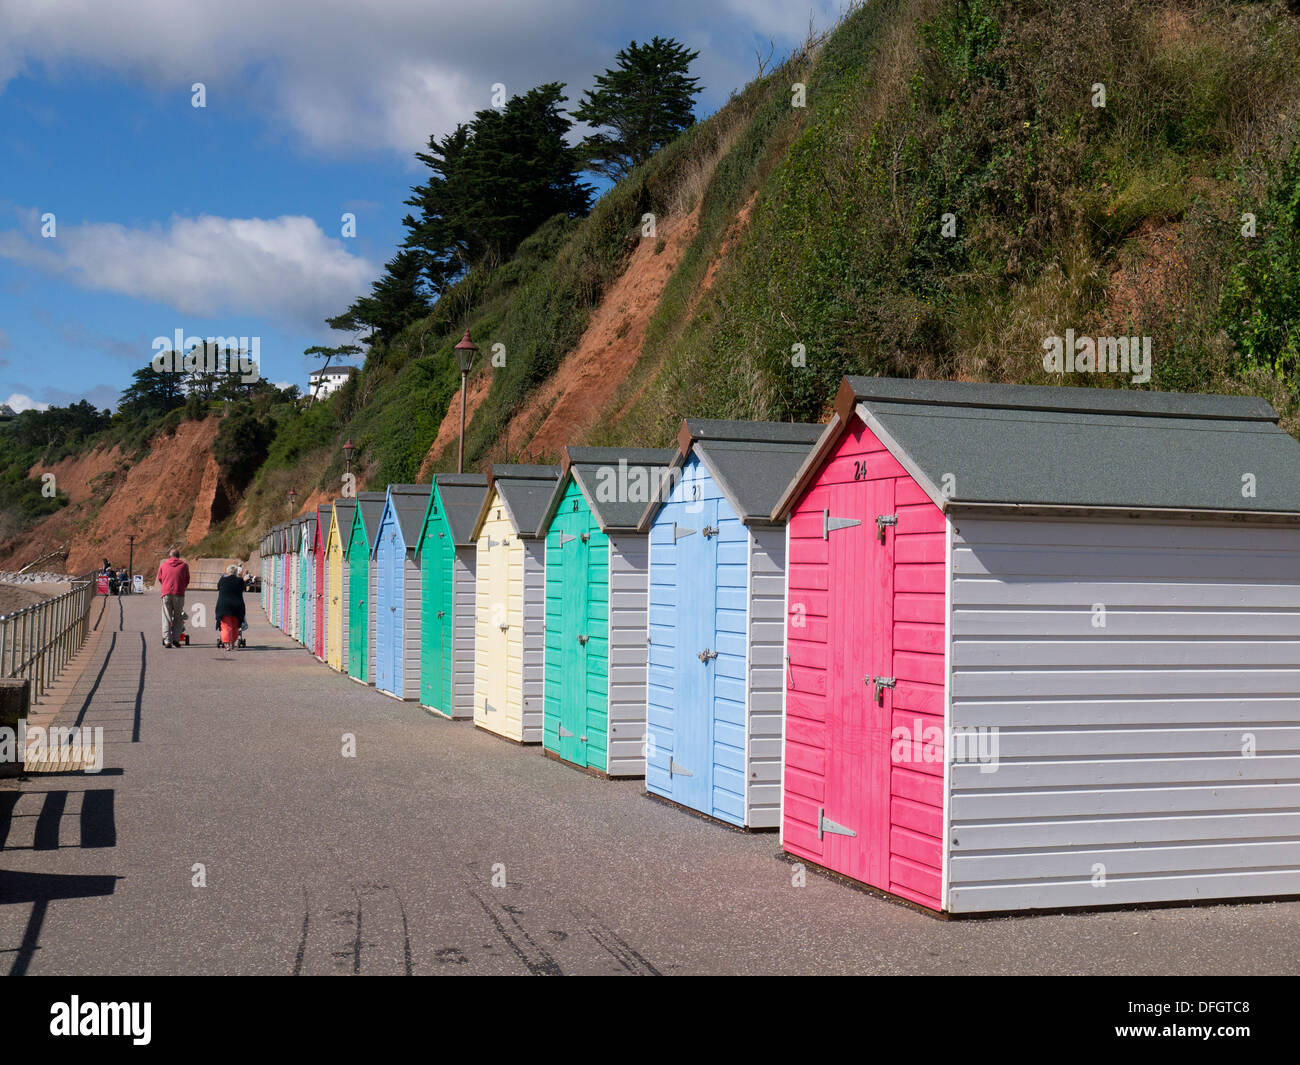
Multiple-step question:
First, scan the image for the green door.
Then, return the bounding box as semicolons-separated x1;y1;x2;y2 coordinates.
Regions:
420;511;455;715
348;550;368;681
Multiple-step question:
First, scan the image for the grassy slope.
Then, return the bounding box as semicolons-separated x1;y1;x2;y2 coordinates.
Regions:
200;0;1300;557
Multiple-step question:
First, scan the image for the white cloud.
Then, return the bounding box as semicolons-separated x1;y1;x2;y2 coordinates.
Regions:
6;392;49;412
0;208;376;328
0;0;841;155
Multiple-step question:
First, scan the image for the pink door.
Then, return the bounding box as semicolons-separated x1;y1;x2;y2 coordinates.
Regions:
822;477;894;891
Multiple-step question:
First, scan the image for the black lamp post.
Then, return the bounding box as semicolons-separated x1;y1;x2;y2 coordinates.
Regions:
454;330;478;474
126;533;136;593
288;487;297;516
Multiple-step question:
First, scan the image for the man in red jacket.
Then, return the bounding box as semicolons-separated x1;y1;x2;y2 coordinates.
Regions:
157;549;191;648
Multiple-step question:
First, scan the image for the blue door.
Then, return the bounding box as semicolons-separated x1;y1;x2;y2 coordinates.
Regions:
654;497;718;814
375;525;394;693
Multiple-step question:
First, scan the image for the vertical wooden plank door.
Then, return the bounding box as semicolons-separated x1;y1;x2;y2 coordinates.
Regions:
668;499;718;814
823;478;894;891
557;500;591;766
349;554;367;681
422;522;454;713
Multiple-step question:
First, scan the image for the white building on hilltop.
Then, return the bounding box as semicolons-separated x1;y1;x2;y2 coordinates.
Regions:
308;365;358;401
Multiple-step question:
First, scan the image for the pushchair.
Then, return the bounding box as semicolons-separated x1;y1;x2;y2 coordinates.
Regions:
217;619;247;650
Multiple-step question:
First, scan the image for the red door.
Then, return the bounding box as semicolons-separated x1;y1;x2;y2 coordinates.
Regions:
822;477;894;891
314;547;325;658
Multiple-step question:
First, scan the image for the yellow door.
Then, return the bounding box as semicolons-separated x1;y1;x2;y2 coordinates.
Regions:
327;538;344;669
475;493;515;739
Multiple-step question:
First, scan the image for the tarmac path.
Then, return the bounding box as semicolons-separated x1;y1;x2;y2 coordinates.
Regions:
2;593;1297;975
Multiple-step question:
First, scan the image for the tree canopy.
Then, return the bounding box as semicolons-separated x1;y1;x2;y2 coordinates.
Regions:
573;37;702;181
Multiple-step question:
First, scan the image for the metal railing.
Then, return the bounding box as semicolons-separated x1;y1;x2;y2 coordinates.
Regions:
0;575;96;701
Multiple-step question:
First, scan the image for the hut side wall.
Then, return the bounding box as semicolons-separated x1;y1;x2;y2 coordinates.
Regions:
607;533;649;778
947;514;1300;913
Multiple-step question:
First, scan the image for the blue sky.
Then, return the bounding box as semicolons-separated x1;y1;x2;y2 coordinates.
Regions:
0;0;838;413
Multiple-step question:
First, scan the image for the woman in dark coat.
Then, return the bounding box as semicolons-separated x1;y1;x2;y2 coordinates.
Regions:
214;564;247;649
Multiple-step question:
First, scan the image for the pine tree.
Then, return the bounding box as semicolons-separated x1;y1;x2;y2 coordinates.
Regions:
573;37;702;181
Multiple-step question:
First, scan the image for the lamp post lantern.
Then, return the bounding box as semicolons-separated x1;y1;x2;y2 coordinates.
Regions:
288;487;297;516
343;438;355;477
453;330;478;474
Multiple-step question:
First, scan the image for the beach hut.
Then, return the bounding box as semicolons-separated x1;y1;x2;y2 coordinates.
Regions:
281;524;293;633
325;499;356;671
470;465;559;743
313;504;332;660
345;492;387;684
372;484;432;700
637;420;822;823
771;375;1300;914
537;447;676;777
416;473;489;719
291;517;306;641
299;515;316;648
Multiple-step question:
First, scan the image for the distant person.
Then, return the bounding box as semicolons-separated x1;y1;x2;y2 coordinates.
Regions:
157;549;191;648
214;564;246;650
117;568;129;596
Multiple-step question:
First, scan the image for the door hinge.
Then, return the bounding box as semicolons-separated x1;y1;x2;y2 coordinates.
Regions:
560;533;576;544
876;514;898;542
823;510;861;538
698;648;718;662
869;675;896;705
702;524;719;538
484;699;497;714
673;524;696;541
558;724;574;738
669;759;692;778
818;807;857;840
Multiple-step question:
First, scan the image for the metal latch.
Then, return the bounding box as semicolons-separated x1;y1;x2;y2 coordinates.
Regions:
876;514;897;542
578;634;589;645
702;524;719;538
698;648;718;663
436;610;445;618
580;532;590;543
673;524;696;541
870;675;896;704
669;759;692;778
818;807;857;840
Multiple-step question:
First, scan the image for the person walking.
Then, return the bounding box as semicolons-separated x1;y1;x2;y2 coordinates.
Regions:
214;564;247;650
157;548;191;648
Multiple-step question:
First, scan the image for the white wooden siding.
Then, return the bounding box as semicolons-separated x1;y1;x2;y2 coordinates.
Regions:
450;545;476;718
400;551;421;699
521;540;547;744
746;526;787;828
607;534;649;777
947;515;1300;913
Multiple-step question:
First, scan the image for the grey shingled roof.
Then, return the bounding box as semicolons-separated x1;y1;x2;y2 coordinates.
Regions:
331;499;357;546
316;504;332;546
383;484;433;549
347;491;388;557
639;419;823;529
430;473;489;548
540;447;678;534
478;464;560;539
843;376;1300;513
